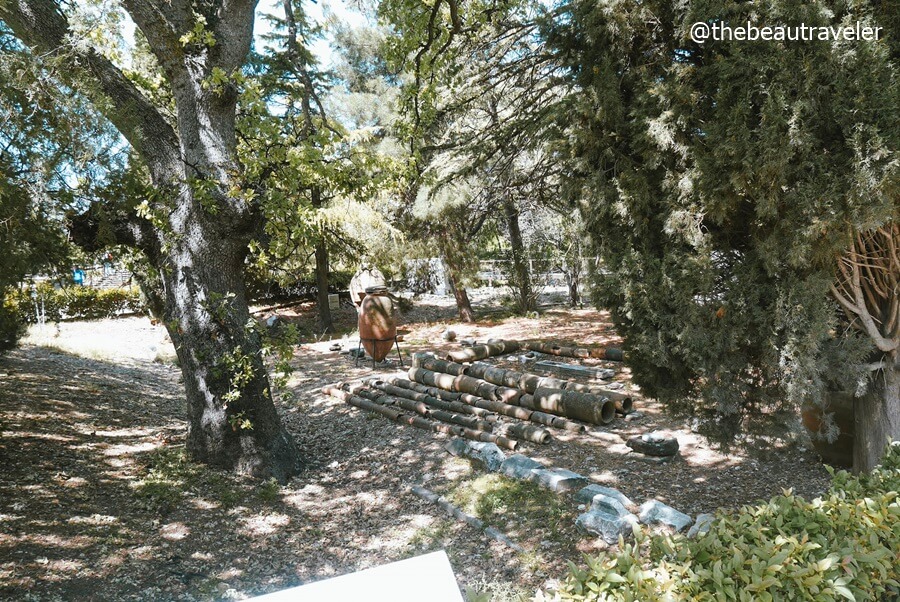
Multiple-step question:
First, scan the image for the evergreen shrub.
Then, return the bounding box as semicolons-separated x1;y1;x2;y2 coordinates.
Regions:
545;445;900;601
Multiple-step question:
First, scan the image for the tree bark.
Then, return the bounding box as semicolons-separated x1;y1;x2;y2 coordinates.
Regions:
854;360;900;473
564;258;581;307
445;263;474;322
311;188;333;333
2;0;302;481
502;195;534;313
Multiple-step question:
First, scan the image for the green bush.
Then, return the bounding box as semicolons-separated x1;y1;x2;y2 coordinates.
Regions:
0;292;26;353
544;445;900;602
8;283;144;323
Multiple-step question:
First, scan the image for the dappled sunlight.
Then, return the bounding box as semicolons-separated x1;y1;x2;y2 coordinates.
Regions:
160;522;191;541
103;441;163;457
66;514;119;526
1;308;834;600
237;513;291;537
189;498;222;511
0;430;77;443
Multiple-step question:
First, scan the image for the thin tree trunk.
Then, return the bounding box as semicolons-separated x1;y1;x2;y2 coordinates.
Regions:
565;261;580;307
445;263;474;322
853;359;900;473
311;188;333;333
502;196;534;313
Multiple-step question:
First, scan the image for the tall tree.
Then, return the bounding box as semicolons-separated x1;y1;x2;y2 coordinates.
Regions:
1;0;301;480
548;0;899;470
381;0;568;315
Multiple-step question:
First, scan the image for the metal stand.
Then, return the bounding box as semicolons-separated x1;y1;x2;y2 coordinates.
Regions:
356;337;405;369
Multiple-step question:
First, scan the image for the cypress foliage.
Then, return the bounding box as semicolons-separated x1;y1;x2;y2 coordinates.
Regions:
547;0;899;455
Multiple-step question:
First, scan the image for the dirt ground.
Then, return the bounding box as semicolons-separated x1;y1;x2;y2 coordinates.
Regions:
0;296;833;601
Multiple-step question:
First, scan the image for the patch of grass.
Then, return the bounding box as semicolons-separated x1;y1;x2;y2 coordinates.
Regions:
134;447;243;513
256;477;281;503
404;519;453;556
448;474;571;544
464;575;531;602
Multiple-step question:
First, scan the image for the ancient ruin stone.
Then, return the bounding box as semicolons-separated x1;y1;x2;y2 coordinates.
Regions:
499;454;544;479
530;468;588;493
574;485;634;509
444;439;468;457
626;432;679;456
687;513;714;538
444;439;506;471
467;442;506;472
576;510;639;544
638;499;693;532
590;494;631;518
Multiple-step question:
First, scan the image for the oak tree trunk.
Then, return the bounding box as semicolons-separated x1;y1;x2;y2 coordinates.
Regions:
1;0;303;481
854;359;900;473
161;216;300;480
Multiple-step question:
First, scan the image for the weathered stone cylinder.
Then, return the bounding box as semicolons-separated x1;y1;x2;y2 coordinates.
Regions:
413;353;468;376
532;387;615;425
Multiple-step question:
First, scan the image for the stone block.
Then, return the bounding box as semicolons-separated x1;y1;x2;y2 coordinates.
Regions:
576;510;639;544
499;454;544;479
589;494;631;517
444;439;468;457
529;468;588;493
687;513;714;538
626;432;679;456
638;500;693;532
574;485;634;508
466;442;506;472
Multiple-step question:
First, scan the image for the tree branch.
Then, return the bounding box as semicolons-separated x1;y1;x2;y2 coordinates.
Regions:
213;0;259;73
1;0;181;182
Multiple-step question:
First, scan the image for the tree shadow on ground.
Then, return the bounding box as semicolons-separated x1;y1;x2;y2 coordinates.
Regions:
1;307;836;601
0;346;536;601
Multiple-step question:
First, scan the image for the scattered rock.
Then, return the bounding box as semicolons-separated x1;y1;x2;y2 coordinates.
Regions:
626;432;679;456
687;513;714;538
499;454;544;479
602;382;624;390
328;343;342;351
638;499;693;532
574;485;634;509
442;329;457;342
589;494;631;518
460;338;475;347
467;442;506;472
443;439;506;471
529;468;588;493
444;439;468;457
576;509;639;544
624;411;644;422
